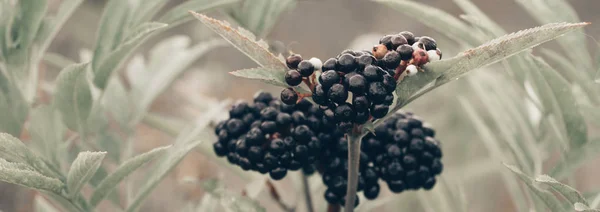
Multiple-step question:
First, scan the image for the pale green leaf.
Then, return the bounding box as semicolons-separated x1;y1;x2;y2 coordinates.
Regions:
0;162;63;193
91;0;133;70
158;0;240;26
575;203;600;212
66;151;107;199
532;57;587;148
103;78;132;128
227;0;296;37
515;0;593;73
550;138;600;180
504;163;564;212
29;105;66;167
122;22;167;45
95;132;122;162
0;73;28;137
128;0;167;28
0;133;60;179
130;37;227;124
190;12;287;69
229;67;287;87
536;175;588;205
35;0;85;54
93;22;167;89
15;0;47;49
89;145;171;208
372;0;483;46
54;63;93;131
43;52;76;69
126;101;230;212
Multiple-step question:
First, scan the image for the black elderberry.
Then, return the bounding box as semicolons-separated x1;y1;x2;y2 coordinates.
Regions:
291;111;307;125
269;139;285;155
379;34;394;50
337;121;354;133
294;125;313;143
286;54;302;69
337;53;358;73
276;113;292;127
402;154;418;169
328;84;349;104
235;139;249;156
285;70;302;86
254;92;273;104
280;88;298;105
397;44;414;61
229;102;249;118
364;184;380;199
357;54;376;68
418;36;437;51
246;128;264;145
354;111;370;124
213;142;227;156
238;158;252;170
260;121;277;134
363;65;383;82
269;167;288;180
367;82;388;103
325;189;341;203
399;31;416;45
289;160;302;170
382;51;401;69
319;70;341;89
247;146;263;161
322;58;338;71
260;107;279;121
348;74;368;94
382;74;396;93
390;35;408;49
312;84;329;105
383;95;394;105
298;60;315;77
334;103;356;122
387;180;405;193
226;118;245;136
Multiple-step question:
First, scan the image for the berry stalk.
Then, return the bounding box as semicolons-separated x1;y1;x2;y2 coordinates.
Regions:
344;131;365;211
301;172;315;212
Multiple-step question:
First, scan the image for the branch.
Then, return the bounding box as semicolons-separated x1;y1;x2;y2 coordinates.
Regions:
344;131;364;211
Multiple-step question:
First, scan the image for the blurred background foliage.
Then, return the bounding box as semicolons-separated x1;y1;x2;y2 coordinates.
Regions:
0;0;599;211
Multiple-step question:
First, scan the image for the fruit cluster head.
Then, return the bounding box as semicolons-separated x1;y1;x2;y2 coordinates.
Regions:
213;92;321;180
317;110;444;206
280;31;441;133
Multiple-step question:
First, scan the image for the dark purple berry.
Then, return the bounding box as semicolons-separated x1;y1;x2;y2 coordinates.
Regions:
226;119;245;136
293;125;313;143
246;128;264;145
276;113;292;127
353;96;370;111
337;121;354;133
382;51;401;69
387;145;402;158
269;138;285;155
325;189;341;204
269;167;288;180
367;82;387;103
357;54;376;68
280;88;298;105
285;70;302;86
382;74;396;93
247;146;263;162
320;70;341;89
391;35;408;50
387;180;405;193
312;84;329;105
298;60;315;77
286;54;302;69
260;107;279;121
334;103;356;122
354;111;369;124
260;121;277;134
337;54;357;73
291;111;306;125
397;44;414;61
213;142;227;156
253;92;273;104
402;154;417;169
431;159;443;174
399;31;415;45
328;84;348;104
348;74;367;94
383;95;394;105
423;177;436;190
419;36;437;50
229;102;249;118
363;65;383;82
322;58;338;71
370;104;389;119
364;184;380;199
379;34;394;50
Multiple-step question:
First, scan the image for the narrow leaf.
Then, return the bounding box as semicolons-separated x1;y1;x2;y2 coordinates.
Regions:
91;0;133;69
54;63;93;131
35;0;85;53
128;0;167;28
190;12;287;70
29;105;66;167
67;151;107;199
0;163;63;193
453;0;505;37
536;175;588;205
0;73;29;137
16;0;47;49
93;22;167;89
532;57;587;148
229;67;287;87
575;202;600;212
504;163;564;212
550;138;600;180
159;0;240;26
89;145;171;207
202;179;266;212
373;0;483;46
227;0;296;37
0;133;59;179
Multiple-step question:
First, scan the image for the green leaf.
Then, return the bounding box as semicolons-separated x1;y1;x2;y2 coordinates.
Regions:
227;0;296;37
0;133;60;179
54;63;93;132
66;151;107;199
0;160;64;193
15;0;47;50
103;78;132;128
129;37;227;124
91;0;133;70
28;105;66;167
550;138;600;180
532;57;587;148
515;0;593;73
158;0;240;26
93;22;167;89
504;163;564;212
128;0;168;28
229;67;287;87
190;12;287;69
453;0;505;37
126;101;230;212
89;145;171;208
43;52;76;69
0;73;28;137
536;175;588;205
35;0;85;54
372;0;483;46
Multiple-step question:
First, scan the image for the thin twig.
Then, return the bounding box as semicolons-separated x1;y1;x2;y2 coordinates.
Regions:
301;173;315;212
344;130;364;211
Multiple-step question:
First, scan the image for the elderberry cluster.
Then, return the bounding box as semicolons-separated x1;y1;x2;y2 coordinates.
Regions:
213;92;321;180
280;31;442;133
317;111;443;207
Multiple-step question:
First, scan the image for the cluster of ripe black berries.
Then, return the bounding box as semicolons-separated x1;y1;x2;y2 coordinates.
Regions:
316;111;443;206
280;31;442;133
213;92;322;180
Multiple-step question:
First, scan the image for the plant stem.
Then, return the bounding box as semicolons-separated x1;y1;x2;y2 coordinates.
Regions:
301;173;314;212
344;131;364;211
